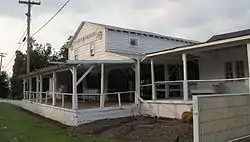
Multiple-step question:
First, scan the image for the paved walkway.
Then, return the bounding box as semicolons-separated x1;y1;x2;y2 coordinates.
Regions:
0;100;22;107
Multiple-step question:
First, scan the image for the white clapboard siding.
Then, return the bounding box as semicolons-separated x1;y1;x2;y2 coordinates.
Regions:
105;30;190;54
68;22;129;60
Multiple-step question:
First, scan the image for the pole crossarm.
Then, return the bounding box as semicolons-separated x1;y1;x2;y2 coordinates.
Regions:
19;0;41;73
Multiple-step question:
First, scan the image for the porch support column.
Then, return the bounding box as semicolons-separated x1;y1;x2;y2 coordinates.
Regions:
247;44;250;91
23;79;26;100
72;66;78;109
151;59;156;100
135;59;140;105
100;63;105;108
164;63;169;98
29;77;32;101
36;75;39;102
52;72;56;106
182;53;188;100
39;75;43;103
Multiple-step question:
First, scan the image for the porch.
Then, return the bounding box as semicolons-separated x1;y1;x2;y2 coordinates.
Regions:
21;60;140;126
142;39;250;102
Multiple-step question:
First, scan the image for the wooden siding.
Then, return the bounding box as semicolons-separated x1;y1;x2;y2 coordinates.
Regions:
199;45;249;93
68;23;129;60
105;30;190;55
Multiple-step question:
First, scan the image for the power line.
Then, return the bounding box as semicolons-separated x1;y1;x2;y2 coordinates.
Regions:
32;0;71;37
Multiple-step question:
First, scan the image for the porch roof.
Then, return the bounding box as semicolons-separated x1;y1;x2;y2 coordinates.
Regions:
147;30;250;57
20;65;72;78
20;59;135;78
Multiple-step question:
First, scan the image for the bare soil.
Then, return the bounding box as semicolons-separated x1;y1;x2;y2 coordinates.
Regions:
19;107;193;142
73;116;193;142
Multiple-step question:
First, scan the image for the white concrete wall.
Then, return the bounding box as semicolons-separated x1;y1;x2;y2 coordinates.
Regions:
140;100;192;119
193;93;250;142
22;100;77;126
76;105;137;125
106;30;191;55
198;45;249;93
68;23;129;60
22;100;137;126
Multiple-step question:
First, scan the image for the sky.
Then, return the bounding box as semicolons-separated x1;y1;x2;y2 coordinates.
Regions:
0;0;250;74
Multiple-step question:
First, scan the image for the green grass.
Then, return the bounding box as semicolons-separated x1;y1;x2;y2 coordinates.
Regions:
0;103;111;142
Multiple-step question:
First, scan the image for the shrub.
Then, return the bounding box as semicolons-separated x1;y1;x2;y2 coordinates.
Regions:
181;111;193;124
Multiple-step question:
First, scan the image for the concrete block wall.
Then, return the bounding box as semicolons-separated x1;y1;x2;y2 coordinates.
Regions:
193;93;250;142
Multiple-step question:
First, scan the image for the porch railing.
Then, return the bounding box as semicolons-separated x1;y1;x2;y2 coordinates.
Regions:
140;77;250;100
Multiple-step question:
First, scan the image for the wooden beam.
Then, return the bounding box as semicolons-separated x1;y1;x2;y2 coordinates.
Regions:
164;63;169;99
76;65;95;86
39;75;43;103
36;75;39;102
247;44;250;92
52;72;56;106
23;79;26;100
100;64;105;107
182;53;188;100
151;59;156;100
135;60;140;105
29;77;32;101
72;66;78;109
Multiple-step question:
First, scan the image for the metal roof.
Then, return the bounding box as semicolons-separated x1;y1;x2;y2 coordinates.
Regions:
19;65;72;78
208;29;250;42
66;21;199;49
87;21;198;44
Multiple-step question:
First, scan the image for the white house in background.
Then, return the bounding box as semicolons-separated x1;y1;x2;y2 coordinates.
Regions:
20;21;250;126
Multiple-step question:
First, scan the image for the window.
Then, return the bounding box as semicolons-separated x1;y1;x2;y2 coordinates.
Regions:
129;38;138;47
225;62;233;79
236;60;245;78
90;43;95;56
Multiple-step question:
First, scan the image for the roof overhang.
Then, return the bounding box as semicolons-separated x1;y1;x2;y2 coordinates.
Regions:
65;60;135;64
20;65;73;78
147;35;250;57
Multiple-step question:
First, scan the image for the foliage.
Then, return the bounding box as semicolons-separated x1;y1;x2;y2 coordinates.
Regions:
0;72;10;98
0;103;110;142
10;38;69;99
181;111;193;124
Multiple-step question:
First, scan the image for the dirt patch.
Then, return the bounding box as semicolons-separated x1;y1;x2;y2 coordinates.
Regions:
17;106;192;142
75;116;193;142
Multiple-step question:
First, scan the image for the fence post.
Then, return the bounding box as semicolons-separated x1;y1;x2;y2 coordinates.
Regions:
118;93;121;107
62;94;64;107
45;92;48;104
193;95;200;142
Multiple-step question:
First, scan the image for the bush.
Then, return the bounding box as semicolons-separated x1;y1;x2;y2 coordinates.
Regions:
181;111;193;124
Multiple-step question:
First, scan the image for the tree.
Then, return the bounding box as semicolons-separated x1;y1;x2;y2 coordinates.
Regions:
10;38;69;99
0;72;10;98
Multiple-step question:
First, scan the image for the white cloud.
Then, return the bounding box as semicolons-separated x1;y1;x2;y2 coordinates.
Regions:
1;0;250;74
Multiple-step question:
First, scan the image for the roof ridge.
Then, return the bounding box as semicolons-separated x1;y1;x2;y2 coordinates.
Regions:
85;21;199;44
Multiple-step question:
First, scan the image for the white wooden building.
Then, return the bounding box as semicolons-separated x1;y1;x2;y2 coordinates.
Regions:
20;21;250;126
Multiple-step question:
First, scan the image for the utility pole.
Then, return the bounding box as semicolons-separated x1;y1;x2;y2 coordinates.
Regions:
19;0;41;73
0;52;7;74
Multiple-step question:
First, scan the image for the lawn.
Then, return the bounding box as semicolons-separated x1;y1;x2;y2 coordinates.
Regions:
0;103;111;142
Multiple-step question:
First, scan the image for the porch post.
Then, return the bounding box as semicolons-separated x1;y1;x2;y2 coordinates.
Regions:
72;66;78;109
100;63;105;108
135;59;140;105
29;77;32;101
151;59;156;100
39;75;43;103
182;53;188;100
246;44;250;91
36;75;39;102
23;79;26;100
164;63;169;98
52;72;56;106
